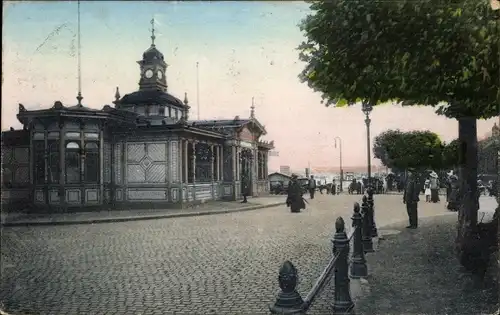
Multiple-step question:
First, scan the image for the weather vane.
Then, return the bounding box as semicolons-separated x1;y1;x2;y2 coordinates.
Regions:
150;17;156;46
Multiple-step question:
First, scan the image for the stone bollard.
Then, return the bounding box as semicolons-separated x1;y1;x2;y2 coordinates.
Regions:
269;260;305;314
367;188;378;238
350;202;368;278
361;195;374;253
332;217;355;314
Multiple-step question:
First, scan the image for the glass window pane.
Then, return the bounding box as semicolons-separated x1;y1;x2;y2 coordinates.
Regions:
2;167;12;185
65;142;81;183
48;132;60;139
84;133;99;139
48;141;59;184
33;132;45;140
84;142;99;183
65;132;80;139
34;141;45;184
66;142;80;149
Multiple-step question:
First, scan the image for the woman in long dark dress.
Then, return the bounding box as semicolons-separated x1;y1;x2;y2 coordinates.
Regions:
286;175;305;213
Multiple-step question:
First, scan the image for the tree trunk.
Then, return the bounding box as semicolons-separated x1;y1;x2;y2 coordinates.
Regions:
455;117;479;268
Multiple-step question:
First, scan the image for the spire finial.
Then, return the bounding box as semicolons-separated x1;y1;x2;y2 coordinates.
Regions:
184;92;189;105
115;86;120;102
76;92;83;106
150;17;156;46
250;97;255;119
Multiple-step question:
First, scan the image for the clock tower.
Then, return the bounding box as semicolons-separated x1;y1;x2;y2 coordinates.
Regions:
137;19;168;92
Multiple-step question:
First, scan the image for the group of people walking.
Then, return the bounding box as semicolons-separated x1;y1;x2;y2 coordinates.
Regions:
403;168;488;228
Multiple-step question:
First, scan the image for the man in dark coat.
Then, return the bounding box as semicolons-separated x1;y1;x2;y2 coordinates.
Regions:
308;175;317;199
403;168;420;229
446;174;460;211
287;174;305;213
241;176;250;203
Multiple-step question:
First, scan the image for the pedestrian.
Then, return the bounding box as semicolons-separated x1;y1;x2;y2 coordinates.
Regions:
241;175;250;203
331;179;336;195
286;174;305;213
429;171;440;203
424;179;431;202
446;174;459;212
308;175;316;199
403;168;420;229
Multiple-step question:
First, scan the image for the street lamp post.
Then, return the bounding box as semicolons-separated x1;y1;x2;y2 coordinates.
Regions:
362;101;373;190
334;137;343;192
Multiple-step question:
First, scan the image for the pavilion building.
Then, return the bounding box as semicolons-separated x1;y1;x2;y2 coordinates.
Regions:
1;33;273;212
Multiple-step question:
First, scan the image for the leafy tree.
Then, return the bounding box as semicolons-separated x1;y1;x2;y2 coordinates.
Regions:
442;139;461;169
372;129;403;168
373;129;443;170
298;0;499;269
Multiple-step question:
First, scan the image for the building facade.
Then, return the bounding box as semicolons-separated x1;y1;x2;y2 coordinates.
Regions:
1;37;274;212
478;122;499;177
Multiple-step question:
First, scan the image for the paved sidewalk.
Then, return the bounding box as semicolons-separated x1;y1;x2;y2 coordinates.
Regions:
353;215;499;315
1;196;289;227
479;196;499;223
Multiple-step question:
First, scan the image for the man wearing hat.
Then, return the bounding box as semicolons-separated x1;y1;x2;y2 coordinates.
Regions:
403;167;420;229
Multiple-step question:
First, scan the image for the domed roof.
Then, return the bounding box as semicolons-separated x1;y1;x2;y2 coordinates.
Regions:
118;89;184;108
142;45;164;62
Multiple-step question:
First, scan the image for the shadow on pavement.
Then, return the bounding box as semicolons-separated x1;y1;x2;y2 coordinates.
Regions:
355;215;499;315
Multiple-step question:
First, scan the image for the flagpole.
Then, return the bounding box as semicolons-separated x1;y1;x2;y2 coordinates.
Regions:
196;61;200;120
76;0;83;106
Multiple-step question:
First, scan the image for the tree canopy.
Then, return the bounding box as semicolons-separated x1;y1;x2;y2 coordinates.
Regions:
298;0;499;119
373;129;443;170
441;139;461;168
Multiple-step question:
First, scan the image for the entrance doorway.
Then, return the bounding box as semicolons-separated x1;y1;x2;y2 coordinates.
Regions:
240;148;253;196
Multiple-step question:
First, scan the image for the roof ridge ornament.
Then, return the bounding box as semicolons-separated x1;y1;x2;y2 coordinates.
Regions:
250;96;255;119
114;86;121;102
53;101;65;110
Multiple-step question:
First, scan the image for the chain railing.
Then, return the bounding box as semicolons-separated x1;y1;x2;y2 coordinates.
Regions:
269;193;377;314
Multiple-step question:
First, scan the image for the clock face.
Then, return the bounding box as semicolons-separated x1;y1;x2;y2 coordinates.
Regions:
145;69;154;79
157;70;163;79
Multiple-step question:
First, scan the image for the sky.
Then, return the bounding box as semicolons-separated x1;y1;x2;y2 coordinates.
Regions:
2;1;498;172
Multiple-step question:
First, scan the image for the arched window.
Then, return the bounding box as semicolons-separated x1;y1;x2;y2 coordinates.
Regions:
48;141;59;183
175;109;179;120
84;142;99;183
65;142;81;183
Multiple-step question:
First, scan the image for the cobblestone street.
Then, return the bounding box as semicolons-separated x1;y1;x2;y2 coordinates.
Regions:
1;194;450;315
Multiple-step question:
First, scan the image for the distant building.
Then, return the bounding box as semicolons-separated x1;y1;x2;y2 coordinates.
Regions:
279;165;291;176
269;172;292;187
478;123;499;176
344;172;355;181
